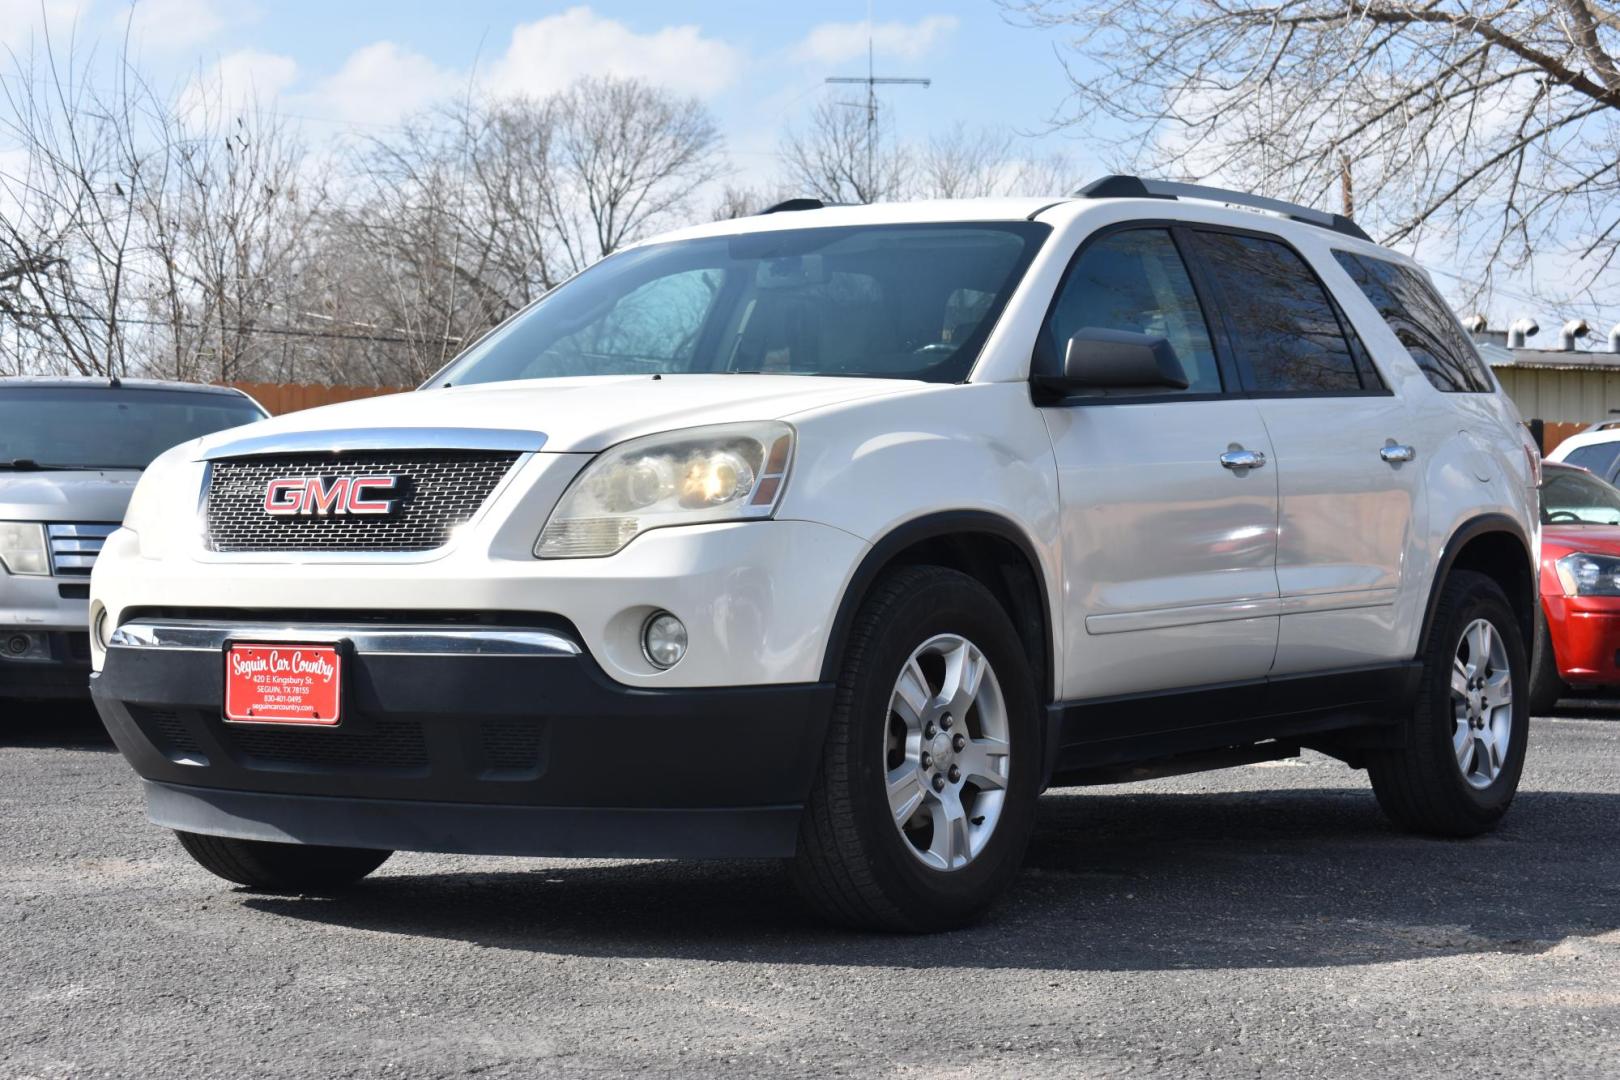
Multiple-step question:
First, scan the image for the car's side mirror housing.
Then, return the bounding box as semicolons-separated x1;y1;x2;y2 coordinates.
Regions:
1033;328;1190;398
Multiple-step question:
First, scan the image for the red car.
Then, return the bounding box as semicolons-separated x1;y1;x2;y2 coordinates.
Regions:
1533;460;1620;710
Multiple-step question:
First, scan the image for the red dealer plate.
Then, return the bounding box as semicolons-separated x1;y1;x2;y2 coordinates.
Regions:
224;643;342;725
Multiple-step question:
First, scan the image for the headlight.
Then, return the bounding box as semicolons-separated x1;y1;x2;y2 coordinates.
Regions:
1556;552;1620;596
0;522;49;575
536;422;794;558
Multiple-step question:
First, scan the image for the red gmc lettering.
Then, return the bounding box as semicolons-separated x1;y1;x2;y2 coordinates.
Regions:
345;476;399;515
262;475;400;516
302;476;349;515
263;478;306;515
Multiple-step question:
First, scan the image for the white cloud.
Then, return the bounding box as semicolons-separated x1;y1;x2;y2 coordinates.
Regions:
484;6;741;100
179;49;299;118
792;15;959;67
123;0;226;53
309;42;461;126
0;0;85;53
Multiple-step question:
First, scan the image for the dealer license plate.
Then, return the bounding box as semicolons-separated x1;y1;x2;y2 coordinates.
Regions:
223;643;342;725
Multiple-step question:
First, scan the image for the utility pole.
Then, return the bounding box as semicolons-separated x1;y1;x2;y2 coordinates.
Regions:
825;8;928;202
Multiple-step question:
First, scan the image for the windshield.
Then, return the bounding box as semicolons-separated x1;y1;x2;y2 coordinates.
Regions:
439;222;1049;386
0;387;267;470
1541;467;1620;525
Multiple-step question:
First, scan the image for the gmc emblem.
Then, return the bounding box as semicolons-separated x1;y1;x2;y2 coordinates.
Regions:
263;475;402;517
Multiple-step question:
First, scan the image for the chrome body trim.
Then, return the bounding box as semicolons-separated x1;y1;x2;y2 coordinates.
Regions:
198;427;547;461
108;619;583;657
46;521;118;577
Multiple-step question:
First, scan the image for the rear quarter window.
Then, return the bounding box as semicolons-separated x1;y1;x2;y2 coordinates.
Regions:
1332;251;1494;393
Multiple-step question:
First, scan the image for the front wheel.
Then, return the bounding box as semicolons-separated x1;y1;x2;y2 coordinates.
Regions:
1368;570;1529;837
175;831;392;893
790;565;1041;932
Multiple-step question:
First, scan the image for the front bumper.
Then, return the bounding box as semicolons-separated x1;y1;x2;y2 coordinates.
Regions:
1543;593;1620;686
91;620;833;858
1;572;92;698
0;630;92;699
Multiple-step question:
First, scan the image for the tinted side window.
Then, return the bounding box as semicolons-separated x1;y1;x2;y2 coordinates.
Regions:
1563;442;1620;482
1333;251;1493;392
1045;229;1222;396
1188;231;1364;393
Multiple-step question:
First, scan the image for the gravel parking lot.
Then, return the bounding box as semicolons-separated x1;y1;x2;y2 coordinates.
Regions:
3;700;1617;1079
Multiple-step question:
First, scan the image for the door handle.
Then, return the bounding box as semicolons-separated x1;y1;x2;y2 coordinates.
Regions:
1219;448;1267;471
1380;443;1416;464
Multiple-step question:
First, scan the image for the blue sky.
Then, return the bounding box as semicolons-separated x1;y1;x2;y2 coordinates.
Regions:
3;0;1092;182
3;0;1611;335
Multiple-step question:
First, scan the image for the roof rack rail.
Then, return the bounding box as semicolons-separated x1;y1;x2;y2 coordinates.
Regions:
1074;174;1371;242
761;198;825;214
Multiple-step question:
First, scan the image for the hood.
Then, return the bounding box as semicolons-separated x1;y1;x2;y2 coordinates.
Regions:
1542;523;1620;558
0;469;141;522
190;374;925;457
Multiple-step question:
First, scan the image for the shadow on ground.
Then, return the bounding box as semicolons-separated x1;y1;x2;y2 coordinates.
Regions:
1;698;113;750
241;783;1620;973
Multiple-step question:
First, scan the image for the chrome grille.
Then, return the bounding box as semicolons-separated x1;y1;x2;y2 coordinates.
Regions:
204;451;520;553
47;523;118;576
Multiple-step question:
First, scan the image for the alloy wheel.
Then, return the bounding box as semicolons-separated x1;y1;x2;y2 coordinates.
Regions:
1451;617;1513;790
883;633;1011;871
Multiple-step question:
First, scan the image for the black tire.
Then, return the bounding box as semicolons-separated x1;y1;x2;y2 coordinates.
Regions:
175;831;391;892
1367;570;1529;837
790;565;1042;932
1527;618;1567;716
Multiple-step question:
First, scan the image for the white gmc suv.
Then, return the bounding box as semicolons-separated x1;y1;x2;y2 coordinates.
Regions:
90;177;1540;931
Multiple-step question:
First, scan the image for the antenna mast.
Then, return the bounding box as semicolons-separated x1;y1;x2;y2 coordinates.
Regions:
824;4;929;201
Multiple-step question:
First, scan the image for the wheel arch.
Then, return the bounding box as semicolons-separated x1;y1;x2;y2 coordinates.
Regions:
819;511;1056;703
1418;513;1537;658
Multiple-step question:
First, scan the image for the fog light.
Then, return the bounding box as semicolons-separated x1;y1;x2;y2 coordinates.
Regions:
93;607;111;650
2;632;49;661
641;611;688;669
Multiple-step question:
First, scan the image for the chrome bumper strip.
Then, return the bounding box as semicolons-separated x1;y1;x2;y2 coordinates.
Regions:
108;619;582;658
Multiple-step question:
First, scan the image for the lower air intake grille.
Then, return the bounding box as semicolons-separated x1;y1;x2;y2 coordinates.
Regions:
129;705;204;756
224;717;430;772
204;451;519;553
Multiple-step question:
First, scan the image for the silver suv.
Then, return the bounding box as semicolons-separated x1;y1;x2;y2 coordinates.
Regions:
0;378;266;701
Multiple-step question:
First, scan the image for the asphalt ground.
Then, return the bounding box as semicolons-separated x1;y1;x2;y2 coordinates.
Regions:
2;698;1617;1079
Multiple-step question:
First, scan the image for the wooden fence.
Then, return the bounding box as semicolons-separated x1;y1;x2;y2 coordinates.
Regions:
1540;421;1587;456
226;381;410;416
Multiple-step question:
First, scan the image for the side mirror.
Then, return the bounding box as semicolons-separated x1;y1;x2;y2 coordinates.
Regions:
1035;328;1190;396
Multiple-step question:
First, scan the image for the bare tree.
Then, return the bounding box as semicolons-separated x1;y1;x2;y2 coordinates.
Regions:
1006;0;1620;305
1;36;724;384
909;122;1077;198
142;97;324;383
332;79;724;384
0;33;152;375
779;97;909;204
544;76;724;272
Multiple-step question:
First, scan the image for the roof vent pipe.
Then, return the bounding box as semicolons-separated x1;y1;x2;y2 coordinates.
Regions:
1610;322;1620;354
1509;318;1539;348
1560;318;1591;351
1462;314;1488;333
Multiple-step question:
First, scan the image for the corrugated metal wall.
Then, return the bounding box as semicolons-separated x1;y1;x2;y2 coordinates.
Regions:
1494;368;1620;425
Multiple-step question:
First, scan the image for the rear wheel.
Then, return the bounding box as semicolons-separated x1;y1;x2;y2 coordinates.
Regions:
790;565;1041;932
175;831;391;892
1368;570;1528;837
